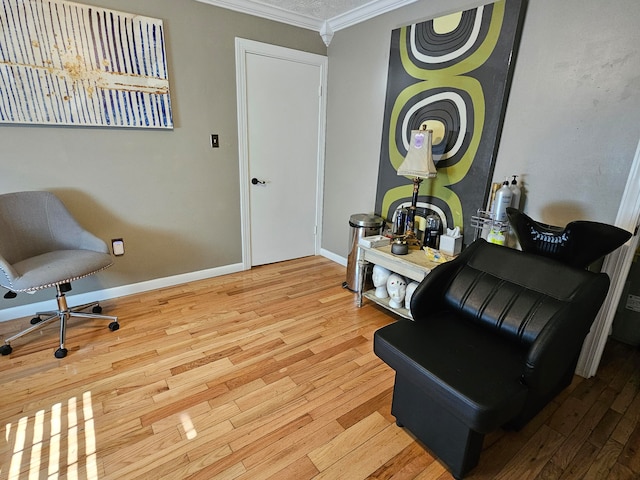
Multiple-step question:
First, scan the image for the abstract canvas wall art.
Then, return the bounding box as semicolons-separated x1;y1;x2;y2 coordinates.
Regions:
375;0;525;244
0;0;172;128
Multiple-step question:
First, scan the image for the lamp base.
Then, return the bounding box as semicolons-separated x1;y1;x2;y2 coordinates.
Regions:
403;231;422;248
393;229;422;249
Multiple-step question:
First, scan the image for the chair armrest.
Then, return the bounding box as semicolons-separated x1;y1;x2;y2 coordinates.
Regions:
410;240;483;320
0;253;19;289
523;272;610;391
410;260;462;319
48;199;109;253
78;230;110;254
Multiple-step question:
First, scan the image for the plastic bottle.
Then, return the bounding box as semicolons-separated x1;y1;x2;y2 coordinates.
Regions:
487;226;506;245
492;178;513;222
510;175;521;210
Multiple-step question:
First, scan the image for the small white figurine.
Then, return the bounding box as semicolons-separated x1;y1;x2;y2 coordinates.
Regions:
405;281;420;312
372;264;391;298
387;274;407;309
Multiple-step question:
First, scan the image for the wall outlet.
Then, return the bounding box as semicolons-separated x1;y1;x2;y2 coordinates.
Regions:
112;238;125;256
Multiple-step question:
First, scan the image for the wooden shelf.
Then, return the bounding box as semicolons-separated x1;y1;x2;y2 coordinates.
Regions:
356;244;452;317
363;289;412;320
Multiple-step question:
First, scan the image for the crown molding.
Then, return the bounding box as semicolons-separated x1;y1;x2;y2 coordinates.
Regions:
193;0;323;31
193;0;418;42
329;0;418;31
319;21;334;46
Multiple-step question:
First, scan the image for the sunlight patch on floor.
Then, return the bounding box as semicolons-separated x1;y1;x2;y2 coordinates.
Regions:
4;391;98;480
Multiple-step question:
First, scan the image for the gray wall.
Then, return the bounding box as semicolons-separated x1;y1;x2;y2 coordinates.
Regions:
322;0;640;257
2;0;640;312
0;0;326;309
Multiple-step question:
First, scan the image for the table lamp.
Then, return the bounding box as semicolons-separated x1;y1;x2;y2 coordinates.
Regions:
396;126;437;247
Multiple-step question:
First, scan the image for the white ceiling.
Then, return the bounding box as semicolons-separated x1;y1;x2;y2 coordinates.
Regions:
194;0;418;45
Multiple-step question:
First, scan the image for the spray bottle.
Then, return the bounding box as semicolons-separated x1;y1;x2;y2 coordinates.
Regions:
510;175;521;210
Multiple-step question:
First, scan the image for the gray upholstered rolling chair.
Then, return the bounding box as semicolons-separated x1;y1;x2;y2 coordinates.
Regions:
0;191;119;358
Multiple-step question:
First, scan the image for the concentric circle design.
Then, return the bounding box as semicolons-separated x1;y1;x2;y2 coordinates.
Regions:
398;90;471;165
375;0;522;244
407;5;489;67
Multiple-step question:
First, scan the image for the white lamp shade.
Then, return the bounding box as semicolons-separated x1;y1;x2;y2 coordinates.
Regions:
397;129;437;179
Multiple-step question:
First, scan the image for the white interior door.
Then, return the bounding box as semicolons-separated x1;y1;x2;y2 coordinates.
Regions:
236;39;327;267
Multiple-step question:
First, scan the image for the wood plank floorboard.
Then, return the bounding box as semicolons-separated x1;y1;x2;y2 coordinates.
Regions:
1;255;640;479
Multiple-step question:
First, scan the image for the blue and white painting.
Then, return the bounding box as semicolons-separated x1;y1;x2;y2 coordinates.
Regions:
0;0;172;128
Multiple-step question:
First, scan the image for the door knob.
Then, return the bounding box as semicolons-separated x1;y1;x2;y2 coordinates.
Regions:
251;178;266;185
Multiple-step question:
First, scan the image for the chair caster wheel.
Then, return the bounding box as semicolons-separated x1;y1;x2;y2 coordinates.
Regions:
54;348;67;358
1;344;12;356
108;322;119;331
92;305;102;314
30;316;42;325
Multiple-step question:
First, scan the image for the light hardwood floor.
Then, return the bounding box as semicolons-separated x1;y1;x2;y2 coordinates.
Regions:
1;255;639;480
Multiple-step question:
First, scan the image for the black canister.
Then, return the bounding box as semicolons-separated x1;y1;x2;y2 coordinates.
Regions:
424;214;441;249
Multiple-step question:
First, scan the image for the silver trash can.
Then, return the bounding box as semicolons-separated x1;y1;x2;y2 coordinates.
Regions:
344;213;385;292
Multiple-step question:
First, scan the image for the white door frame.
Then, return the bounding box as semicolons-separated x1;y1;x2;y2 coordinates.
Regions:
235;38;328;269
576;138;640;377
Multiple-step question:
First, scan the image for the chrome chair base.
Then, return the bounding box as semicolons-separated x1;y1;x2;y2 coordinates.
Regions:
1;285;118;358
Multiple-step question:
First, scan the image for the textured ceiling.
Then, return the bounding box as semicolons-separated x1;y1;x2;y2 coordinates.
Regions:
194;0;417;44
252;0;376;20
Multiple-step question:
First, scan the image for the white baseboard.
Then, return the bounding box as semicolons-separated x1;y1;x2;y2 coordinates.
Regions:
0;263;245;322
321;248;347;266
0;253;347;323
